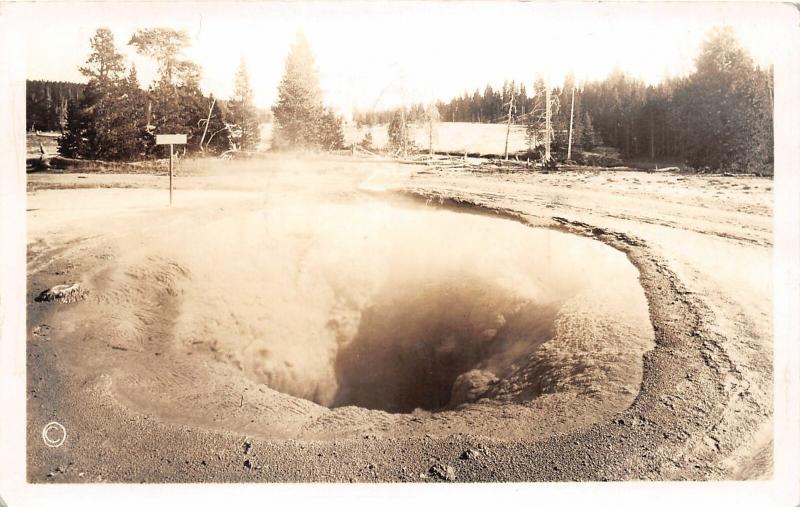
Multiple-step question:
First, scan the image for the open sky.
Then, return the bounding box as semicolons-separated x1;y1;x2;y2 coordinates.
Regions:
17;1;785;116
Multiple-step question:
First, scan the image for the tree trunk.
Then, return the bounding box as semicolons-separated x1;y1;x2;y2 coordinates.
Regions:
504;95;514;161
649;114;655;160
567;87;575;160
545;87;552;162
198;97;216;153
429;120;433;155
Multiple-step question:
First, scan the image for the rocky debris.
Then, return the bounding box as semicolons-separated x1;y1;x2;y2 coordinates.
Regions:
45;463;72;478
460;448;481;460
615;415;648;427
35;283;85;303
243;459;252;469
450;369;498;406
32;324;51;338
428;464;456;481
243;439;252;455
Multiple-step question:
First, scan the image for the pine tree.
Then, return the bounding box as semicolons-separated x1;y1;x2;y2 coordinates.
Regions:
58;28;137;160
743;66;774;173
112;65;149;159
57;99;83;157
128;28;190;87
523;77;549;155
317;109;345;150
230;56;261;151
129;28;213;155
579;111;599;151
359;131;373;150
79;28;126;85
680;26;773;172
272;32;323;149
387;110;410;153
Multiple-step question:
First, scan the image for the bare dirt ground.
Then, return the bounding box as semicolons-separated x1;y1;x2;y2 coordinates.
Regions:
26;156;772;482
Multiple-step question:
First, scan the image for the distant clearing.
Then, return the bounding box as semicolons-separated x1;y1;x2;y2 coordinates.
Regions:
344;122;529;156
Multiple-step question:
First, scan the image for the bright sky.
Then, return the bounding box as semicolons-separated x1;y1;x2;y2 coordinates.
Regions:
16;1;786;117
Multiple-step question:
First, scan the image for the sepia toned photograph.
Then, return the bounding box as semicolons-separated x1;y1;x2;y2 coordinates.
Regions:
1;0;799;504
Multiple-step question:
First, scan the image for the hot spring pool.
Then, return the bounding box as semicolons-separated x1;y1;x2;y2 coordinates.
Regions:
160;198;655;416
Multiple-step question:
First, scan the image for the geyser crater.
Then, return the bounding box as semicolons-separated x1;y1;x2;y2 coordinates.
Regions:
170;200;655;416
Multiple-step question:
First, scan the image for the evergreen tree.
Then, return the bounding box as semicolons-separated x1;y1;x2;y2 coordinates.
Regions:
147;80;206;155
57;99;83;157
108;65;149;159
744;66;774;173
483;85;496;121
79;28;126;84
317;109;345;150
128;28;190;87
58;28;145;161
129;28;215;155
680;27;772;172
387;110;410;153
523;77;549;154
525;116;538;153
359;131;373;150
472;89;482;122
230;56;261;151
272;32;323;149
579;111;599;150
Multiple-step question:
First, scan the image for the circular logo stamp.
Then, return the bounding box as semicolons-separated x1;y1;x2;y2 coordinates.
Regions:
42;421;66;448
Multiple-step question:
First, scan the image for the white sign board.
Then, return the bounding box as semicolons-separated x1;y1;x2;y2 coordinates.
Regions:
156;134;187;145
156;134;186;207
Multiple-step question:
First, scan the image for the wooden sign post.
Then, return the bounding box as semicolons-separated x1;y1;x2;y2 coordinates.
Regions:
156;134;187;206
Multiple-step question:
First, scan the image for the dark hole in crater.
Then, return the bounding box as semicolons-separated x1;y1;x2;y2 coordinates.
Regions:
329;274;557;413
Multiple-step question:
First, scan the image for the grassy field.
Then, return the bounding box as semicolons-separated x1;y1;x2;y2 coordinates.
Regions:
344;121;530;156
26;132;60;157
266;121;531;156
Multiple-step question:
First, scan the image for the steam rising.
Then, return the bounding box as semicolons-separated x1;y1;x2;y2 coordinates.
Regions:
167;197;653;413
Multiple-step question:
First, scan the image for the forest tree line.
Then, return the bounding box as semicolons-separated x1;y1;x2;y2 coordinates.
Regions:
51;28;264;161
30;26;772;172
27;28;343;161
26;81;85;132
357;27;774;173
27;78;272;137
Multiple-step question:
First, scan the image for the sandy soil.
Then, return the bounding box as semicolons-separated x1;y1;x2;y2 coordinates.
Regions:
26;156;772;482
